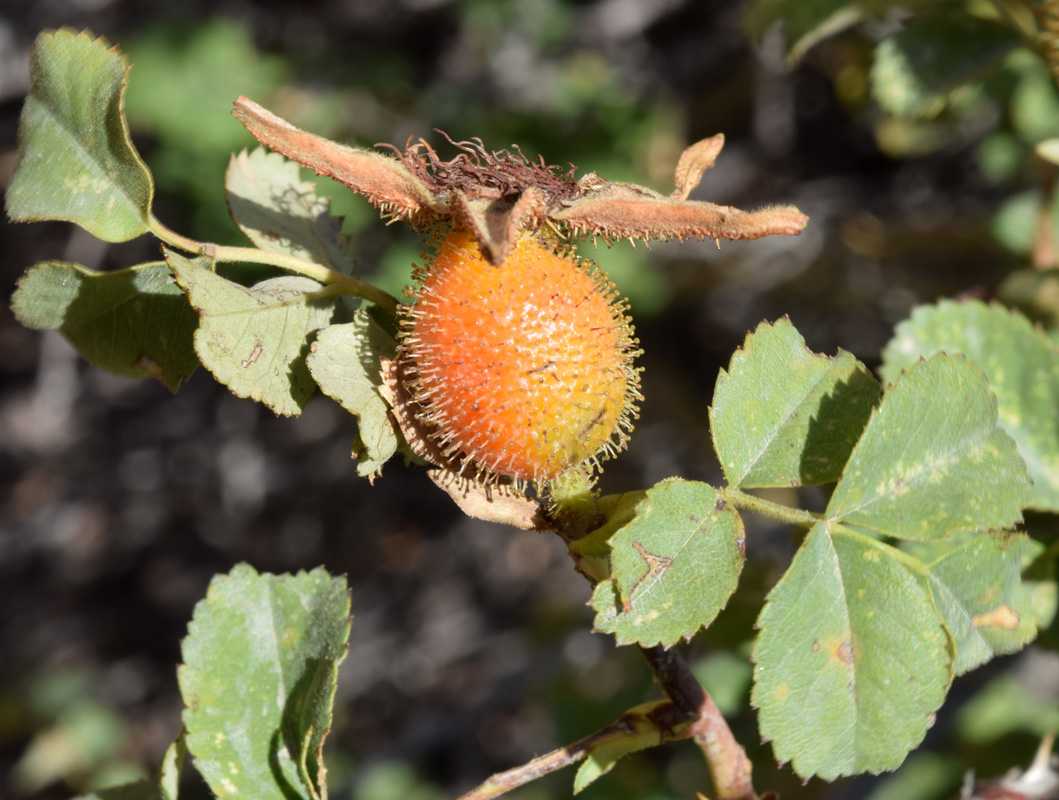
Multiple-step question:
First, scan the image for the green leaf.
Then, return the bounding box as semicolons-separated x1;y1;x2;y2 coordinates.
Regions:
6;29;153;241
226;148;353;274
590;479;744;647
11;260;199;391
73;783;161;800
178;564;350;800
827;354;1028;538
871;10;1017;117
710;318;880;488
742;0;863;63
751;524;951;779
925;533;1038;675
572;700;680;793
881;300;1059;512
167;250;335;416
306;311;398;478
159;730;186;800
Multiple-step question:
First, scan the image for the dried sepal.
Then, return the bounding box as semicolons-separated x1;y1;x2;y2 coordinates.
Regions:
233;96;442;224
671;134;726;201
429;469;553;531
448;186;547;265
553;192;808;244
233;97;808;260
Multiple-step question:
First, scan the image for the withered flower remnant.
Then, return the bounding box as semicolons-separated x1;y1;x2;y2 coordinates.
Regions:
232;96;808;266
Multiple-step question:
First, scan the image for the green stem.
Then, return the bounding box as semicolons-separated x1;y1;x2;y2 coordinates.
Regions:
148;215;400;314
718;487;821;528
830;523;930;577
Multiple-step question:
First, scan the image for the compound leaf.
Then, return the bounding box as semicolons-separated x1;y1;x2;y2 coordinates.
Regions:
590;479;744;647
710;318;880;488
752;524;951;779
167;250;335;416
882;300;1059;512
306;310;398;477
226;148;353;274
827;354;1028;539
872;10;1018;116
7;29;153;241
925;533;1039;675
11;260;198;391
178;564;350;800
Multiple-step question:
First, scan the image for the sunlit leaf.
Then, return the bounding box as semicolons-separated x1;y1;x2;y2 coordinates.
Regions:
871;10;1017;117
159;731;185;800
178;564;350;800
881;300;1059;512
925;533;1038;675
590;479;744;647
226;148;353;274
11;261;198;391
752;524;951;779
6;29;153;241
827;354;1028;538
167;250;335;416
306;310;397;477
710;318;879;488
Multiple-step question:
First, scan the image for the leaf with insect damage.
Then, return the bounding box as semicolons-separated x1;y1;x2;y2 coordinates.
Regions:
167;250;335;416
591;479;744;647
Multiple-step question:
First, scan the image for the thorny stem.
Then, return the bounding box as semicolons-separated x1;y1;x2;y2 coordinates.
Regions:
718;486;821;528
639;645;760;800
148;215;401;314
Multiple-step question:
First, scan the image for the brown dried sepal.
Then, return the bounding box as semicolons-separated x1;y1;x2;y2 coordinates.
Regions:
233;96;443;225
672;134;726;201
233;98;809;264
429;470;553;531
381;355;549;530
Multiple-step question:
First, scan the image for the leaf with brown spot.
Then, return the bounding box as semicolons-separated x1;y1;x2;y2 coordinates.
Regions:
924;532;1040;675
167;249;335;416
752;524;951;779
590;478;744;647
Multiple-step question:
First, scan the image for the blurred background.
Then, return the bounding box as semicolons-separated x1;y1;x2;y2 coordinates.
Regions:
1;1;1058;799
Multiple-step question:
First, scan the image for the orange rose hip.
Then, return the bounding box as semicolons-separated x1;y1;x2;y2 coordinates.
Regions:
399;229;641;484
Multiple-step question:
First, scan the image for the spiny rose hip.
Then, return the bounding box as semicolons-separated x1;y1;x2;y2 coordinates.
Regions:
399;229;641;484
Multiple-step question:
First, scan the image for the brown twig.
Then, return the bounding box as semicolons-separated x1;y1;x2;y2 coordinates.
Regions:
455;713;655;800
639;645;760;800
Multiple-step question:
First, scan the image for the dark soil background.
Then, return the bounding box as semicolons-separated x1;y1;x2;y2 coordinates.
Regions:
1;2;1055;800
